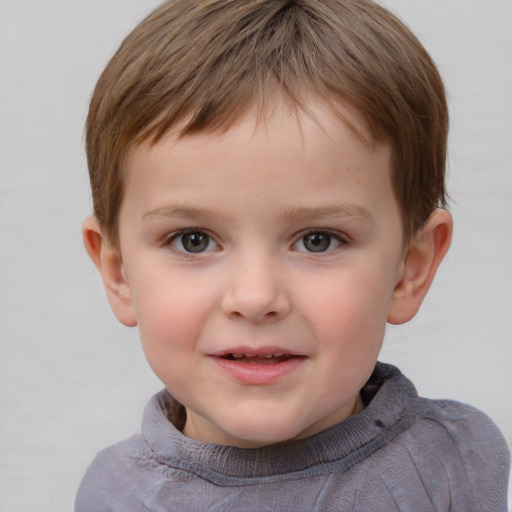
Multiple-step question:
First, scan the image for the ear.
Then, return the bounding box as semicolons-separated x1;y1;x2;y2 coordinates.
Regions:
82;217;137;327
387;209;453;325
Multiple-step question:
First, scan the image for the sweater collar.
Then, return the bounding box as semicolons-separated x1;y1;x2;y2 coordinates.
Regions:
141;363;417;482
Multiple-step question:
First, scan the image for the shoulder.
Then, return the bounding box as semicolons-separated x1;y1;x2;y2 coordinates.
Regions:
74;434;158;512
370;364;509;479
361;365;509;511
401;397;510;510
411;397;509;463
75;390;198;512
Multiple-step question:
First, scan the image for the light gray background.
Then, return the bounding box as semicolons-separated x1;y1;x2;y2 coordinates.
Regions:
0;1;511;510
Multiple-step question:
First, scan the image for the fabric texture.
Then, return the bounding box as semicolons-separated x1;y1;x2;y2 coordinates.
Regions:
75;363;510;511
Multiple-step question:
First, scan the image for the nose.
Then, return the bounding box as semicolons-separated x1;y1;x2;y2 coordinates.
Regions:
220;252;290;323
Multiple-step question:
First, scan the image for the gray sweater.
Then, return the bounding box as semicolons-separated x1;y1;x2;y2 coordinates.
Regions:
75;364;510;511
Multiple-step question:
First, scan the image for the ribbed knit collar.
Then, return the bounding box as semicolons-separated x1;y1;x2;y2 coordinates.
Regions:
141;363;418;483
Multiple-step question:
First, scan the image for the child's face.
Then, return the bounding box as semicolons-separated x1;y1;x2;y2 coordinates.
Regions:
116;101;407;447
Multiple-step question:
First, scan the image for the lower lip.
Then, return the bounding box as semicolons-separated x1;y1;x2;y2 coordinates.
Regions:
211;356;306;385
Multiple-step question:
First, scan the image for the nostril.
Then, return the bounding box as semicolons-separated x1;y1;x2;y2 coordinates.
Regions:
220;284;290;322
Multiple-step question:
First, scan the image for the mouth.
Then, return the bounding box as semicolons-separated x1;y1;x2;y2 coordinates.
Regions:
210;347;306;384
210;346;306;365
220;353;298;365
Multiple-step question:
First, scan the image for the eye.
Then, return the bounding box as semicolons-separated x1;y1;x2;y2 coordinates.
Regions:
293;231;345;253
168;230;219;254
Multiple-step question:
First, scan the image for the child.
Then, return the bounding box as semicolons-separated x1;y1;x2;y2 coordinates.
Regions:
76;0;510;510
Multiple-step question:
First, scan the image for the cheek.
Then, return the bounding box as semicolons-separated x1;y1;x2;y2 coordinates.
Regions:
128;270;214;364
303;267;392;349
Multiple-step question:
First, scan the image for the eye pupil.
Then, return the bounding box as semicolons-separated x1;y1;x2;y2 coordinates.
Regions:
182;232;209;252
303;233;331;252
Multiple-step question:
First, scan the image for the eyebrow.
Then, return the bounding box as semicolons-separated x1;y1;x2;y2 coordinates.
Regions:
279;205;376;225
142;202;375;225
142;203;232;222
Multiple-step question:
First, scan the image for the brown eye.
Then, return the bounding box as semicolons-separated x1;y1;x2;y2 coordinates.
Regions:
293;231;345;253
171;230;217;253
182;232;209;252
302;233;332;252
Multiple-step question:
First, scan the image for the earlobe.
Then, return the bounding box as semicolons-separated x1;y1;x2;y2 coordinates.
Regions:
387;209;453;325
82;217;137;327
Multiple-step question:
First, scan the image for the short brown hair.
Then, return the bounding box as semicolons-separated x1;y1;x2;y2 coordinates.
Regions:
86;0;448;247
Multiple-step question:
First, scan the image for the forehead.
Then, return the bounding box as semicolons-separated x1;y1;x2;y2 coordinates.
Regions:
126;96;381;178
121;99;399;234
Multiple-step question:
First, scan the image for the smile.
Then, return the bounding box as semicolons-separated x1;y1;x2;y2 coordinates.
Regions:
210;347;306;385
222;353;296;364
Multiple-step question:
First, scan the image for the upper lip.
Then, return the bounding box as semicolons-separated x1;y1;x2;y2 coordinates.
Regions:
209;346;304;358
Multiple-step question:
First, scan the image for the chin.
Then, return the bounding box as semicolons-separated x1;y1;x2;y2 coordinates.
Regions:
220;417;305;448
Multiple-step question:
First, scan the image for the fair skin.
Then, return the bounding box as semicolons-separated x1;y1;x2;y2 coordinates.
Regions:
83;100;452;448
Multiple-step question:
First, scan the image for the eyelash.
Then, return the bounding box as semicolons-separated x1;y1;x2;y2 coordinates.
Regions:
162;229;220;255
161;228;349;255
293;229;349;254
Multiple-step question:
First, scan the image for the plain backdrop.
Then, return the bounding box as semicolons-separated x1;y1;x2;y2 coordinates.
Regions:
0;1;511;510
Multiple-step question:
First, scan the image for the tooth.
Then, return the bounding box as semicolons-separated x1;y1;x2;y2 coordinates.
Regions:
232;353;245;359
